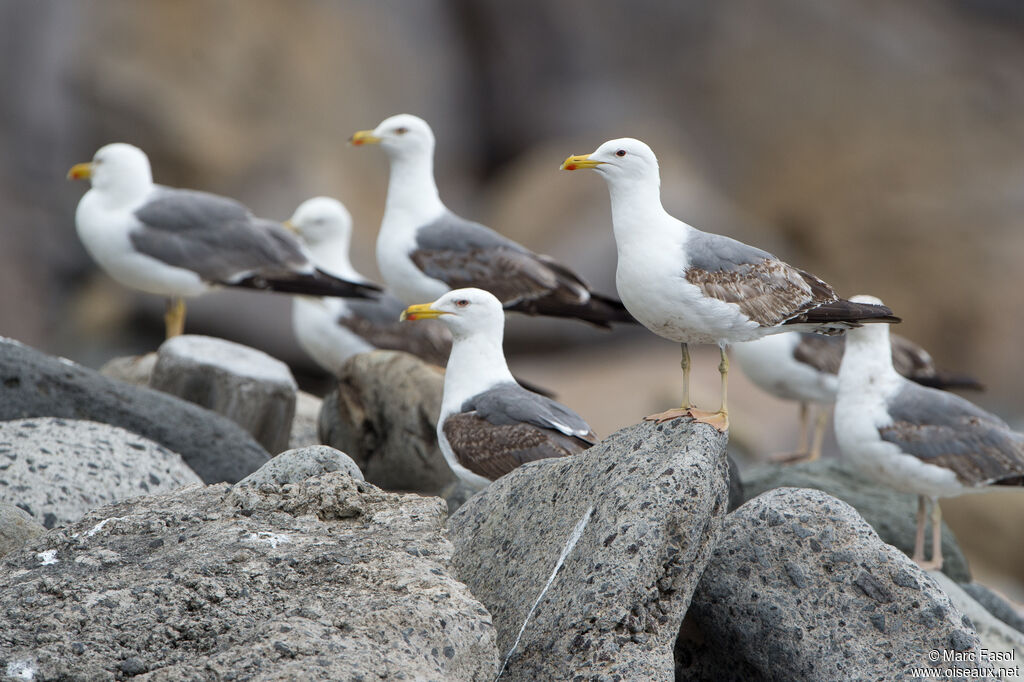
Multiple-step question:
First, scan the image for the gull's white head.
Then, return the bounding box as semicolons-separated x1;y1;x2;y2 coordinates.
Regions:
68;143;153;202
350;114;435;162
844;294;892;348
401;287;504;341
287;196;353;249
561;138;661;187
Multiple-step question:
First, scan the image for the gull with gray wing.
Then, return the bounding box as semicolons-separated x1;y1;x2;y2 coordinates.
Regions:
562;138;899;431
732;330;984;461
350;114;633;327
69;143;380;338
834;296;1024;570
286;197;451;373
401;288;596;487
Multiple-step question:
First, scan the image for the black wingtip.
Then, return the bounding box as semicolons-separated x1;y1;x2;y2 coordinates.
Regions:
504;292;639;328
229;270;383;300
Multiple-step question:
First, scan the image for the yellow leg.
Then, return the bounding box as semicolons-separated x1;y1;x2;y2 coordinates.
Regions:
912;496;927;564
807;407;829;462
914;497;944;571
796;402;810;455
645;344;729;432
164;297;187;338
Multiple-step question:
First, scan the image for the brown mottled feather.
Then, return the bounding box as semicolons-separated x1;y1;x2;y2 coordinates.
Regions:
442;413;593;481
685;260;831;328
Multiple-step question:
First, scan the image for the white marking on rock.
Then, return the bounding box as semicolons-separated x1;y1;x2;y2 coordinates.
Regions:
495;505;594;680
244;532;292;548
6;659;37;680
85;517;126;538
36;550;58;566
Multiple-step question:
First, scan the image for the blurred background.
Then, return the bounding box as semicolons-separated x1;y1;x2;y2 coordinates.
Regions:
2;1;1023;589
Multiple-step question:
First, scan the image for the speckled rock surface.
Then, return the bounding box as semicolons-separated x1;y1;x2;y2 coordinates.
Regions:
234;445;363;489
448;418;730;681
0;418;202;529
742;458;971;582
0;337;269;483
675;487;986;681
319;350;456;495
151;335;298;455
0;469;498;680
0;501;44;558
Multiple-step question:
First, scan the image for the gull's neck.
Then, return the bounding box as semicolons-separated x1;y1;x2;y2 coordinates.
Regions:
307;238;365;284
382;150;445;229
441;331;515;416
604;174;680;249
837;326;902;400
93;172;154;211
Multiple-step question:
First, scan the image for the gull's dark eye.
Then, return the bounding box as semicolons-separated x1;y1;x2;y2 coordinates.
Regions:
615;149;627;157
396;127;409;135
455;299;470;307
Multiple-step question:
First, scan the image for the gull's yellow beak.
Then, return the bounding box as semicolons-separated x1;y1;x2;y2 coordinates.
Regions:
400;303;448;321
67;162;93;181
349;130;382;146
282;220;299;235
560;154;604;171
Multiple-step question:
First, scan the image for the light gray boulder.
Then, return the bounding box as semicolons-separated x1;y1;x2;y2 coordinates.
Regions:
743;458;971;581
675;487;986;681
0;337;269;483
319;350;456;495
930;571;1024;674
98;352;157;387
150;335;298;455
961;583;1024;635
0;469;498;680
0;501;44;558
234;445;363;489
448;418;730;681
0;418;202;529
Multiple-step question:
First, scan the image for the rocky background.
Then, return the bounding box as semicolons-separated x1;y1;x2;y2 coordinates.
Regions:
1;338;1022;679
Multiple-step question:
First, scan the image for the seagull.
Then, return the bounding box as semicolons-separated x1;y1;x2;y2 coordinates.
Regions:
400;288;597;487
561;138;899;431
834;295;1024;570
285;196;451;373
350;114;633;327
732;331;984;461
68;143;380;338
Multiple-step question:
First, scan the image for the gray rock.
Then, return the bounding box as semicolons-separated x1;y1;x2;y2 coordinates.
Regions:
726;454;744;511
961;583;1024;635
448;419;730;681
929;572;1024;671
98;352;156;387
675;487;986;681
150;335;297;454
743;458;971;582
0;471;498;680
0;337;269;483
234;445;363;489
288;390;322;450
0;501;44;558
0;418;203;528
319;351;456;495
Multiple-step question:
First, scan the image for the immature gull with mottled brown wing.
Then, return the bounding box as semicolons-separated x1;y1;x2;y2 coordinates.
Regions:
732;330;984;461
834;295;1023;570
561;138;899;431
349;114;633;327
401;288;596;487
68;143;380;338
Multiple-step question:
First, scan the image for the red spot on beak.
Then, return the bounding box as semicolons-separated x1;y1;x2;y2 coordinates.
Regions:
566;163;577;171
405;313;418;320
